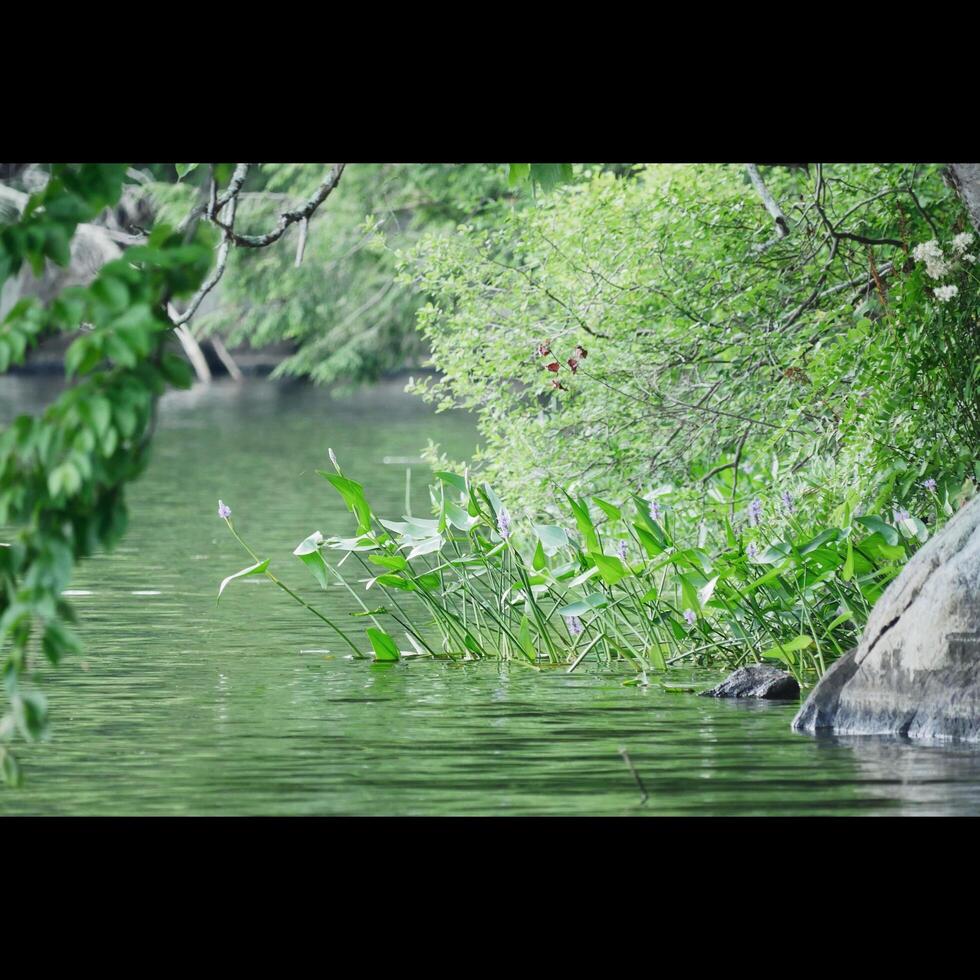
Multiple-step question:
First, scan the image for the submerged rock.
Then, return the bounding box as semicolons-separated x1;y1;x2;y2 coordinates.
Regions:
793;493;980;740
700;664;800;699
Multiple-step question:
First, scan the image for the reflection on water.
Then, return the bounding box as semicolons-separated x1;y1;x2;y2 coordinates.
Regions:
1;376;980;815
816;736;980;815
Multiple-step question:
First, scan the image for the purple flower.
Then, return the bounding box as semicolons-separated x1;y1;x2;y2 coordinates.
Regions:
567;615;584;637
748;497;763;527
616;539;628;560
781;491;795;514
894;508;910;523
497;508;511;539
650;499;662;522
922;478;937;492
747;541;758;560
683;609;697;627
218;500;231;520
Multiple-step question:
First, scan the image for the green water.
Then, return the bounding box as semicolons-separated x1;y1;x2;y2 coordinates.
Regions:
3;376;980;816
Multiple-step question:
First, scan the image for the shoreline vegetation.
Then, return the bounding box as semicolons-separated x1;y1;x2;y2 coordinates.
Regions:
216;449;959;687
210;170;978;694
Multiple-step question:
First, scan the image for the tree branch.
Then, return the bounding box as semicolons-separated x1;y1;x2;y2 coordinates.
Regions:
217;164;345;247
746;164;790;240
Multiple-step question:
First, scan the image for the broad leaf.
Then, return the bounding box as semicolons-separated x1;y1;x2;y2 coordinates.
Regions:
318;470;373;534
366;627;400;662
217;559;269;601
533;523;569;556
293;531;328;589
761;634;812;664
559;593;608;617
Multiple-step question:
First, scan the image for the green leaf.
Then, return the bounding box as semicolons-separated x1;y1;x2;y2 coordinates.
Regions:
842;540;855;582
293;532;329;590
855;516;899;546
479;482;506;523
698;575;719;605
405;535;443;560
508;164;531;187
533;523;569;556
323;533;378;553
590;551;628;586
745;558;792;593
415;572;441;590
531;539;547;572
371;573;416;592
518;614;536;662
798;528;841;555
160;352;194;389
633;496;672;547
48;462;81;498
761;634;812;665
677;572;701;612
368;554;409;571
91;274;130;312
593;497;622;521
83;397;112;439
899;514;929;543
757;541;792;564
318;470;373;534
862;534;905;561
42;620;82;666
366;627;400;662
434;471;468;494
564;492;598;552
725;517;737;549
445;500;477;532
566;566;599;588
559;593;608;617
528;163;574;192
175;164;200;180
825;610;854;632
0;749;21;788
217;559;269;601
634;524;664;558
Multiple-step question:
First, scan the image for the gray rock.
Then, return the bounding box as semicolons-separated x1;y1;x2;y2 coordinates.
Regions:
700;664;800;699
793;493;980;740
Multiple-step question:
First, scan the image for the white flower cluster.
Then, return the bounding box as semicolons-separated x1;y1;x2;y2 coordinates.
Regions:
912;234;976;299
911;239;950;279
952;231;977;263
952;231;974;254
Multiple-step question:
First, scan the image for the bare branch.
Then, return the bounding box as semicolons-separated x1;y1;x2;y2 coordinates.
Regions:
209;334;244;382
295;216;309;268
213;164;249;214
171;193;240;327
746;164;790;239
218;164;345;248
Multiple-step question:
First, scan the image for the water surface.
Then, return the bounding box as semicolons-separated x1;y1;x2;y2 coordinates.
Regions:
3;377;980;816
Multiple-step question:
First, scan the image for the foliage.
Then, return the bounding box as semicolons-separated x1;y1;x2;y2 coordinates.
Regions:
403;164;974;527
807;231;980;517
148;163;621;387
0;164;213;783
147;164;524;387
216;453;964;687
211;163;977;698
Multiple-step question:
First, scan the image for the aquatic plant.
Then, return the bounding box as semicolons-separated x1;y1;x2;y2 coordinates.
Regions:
215;452;961;685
